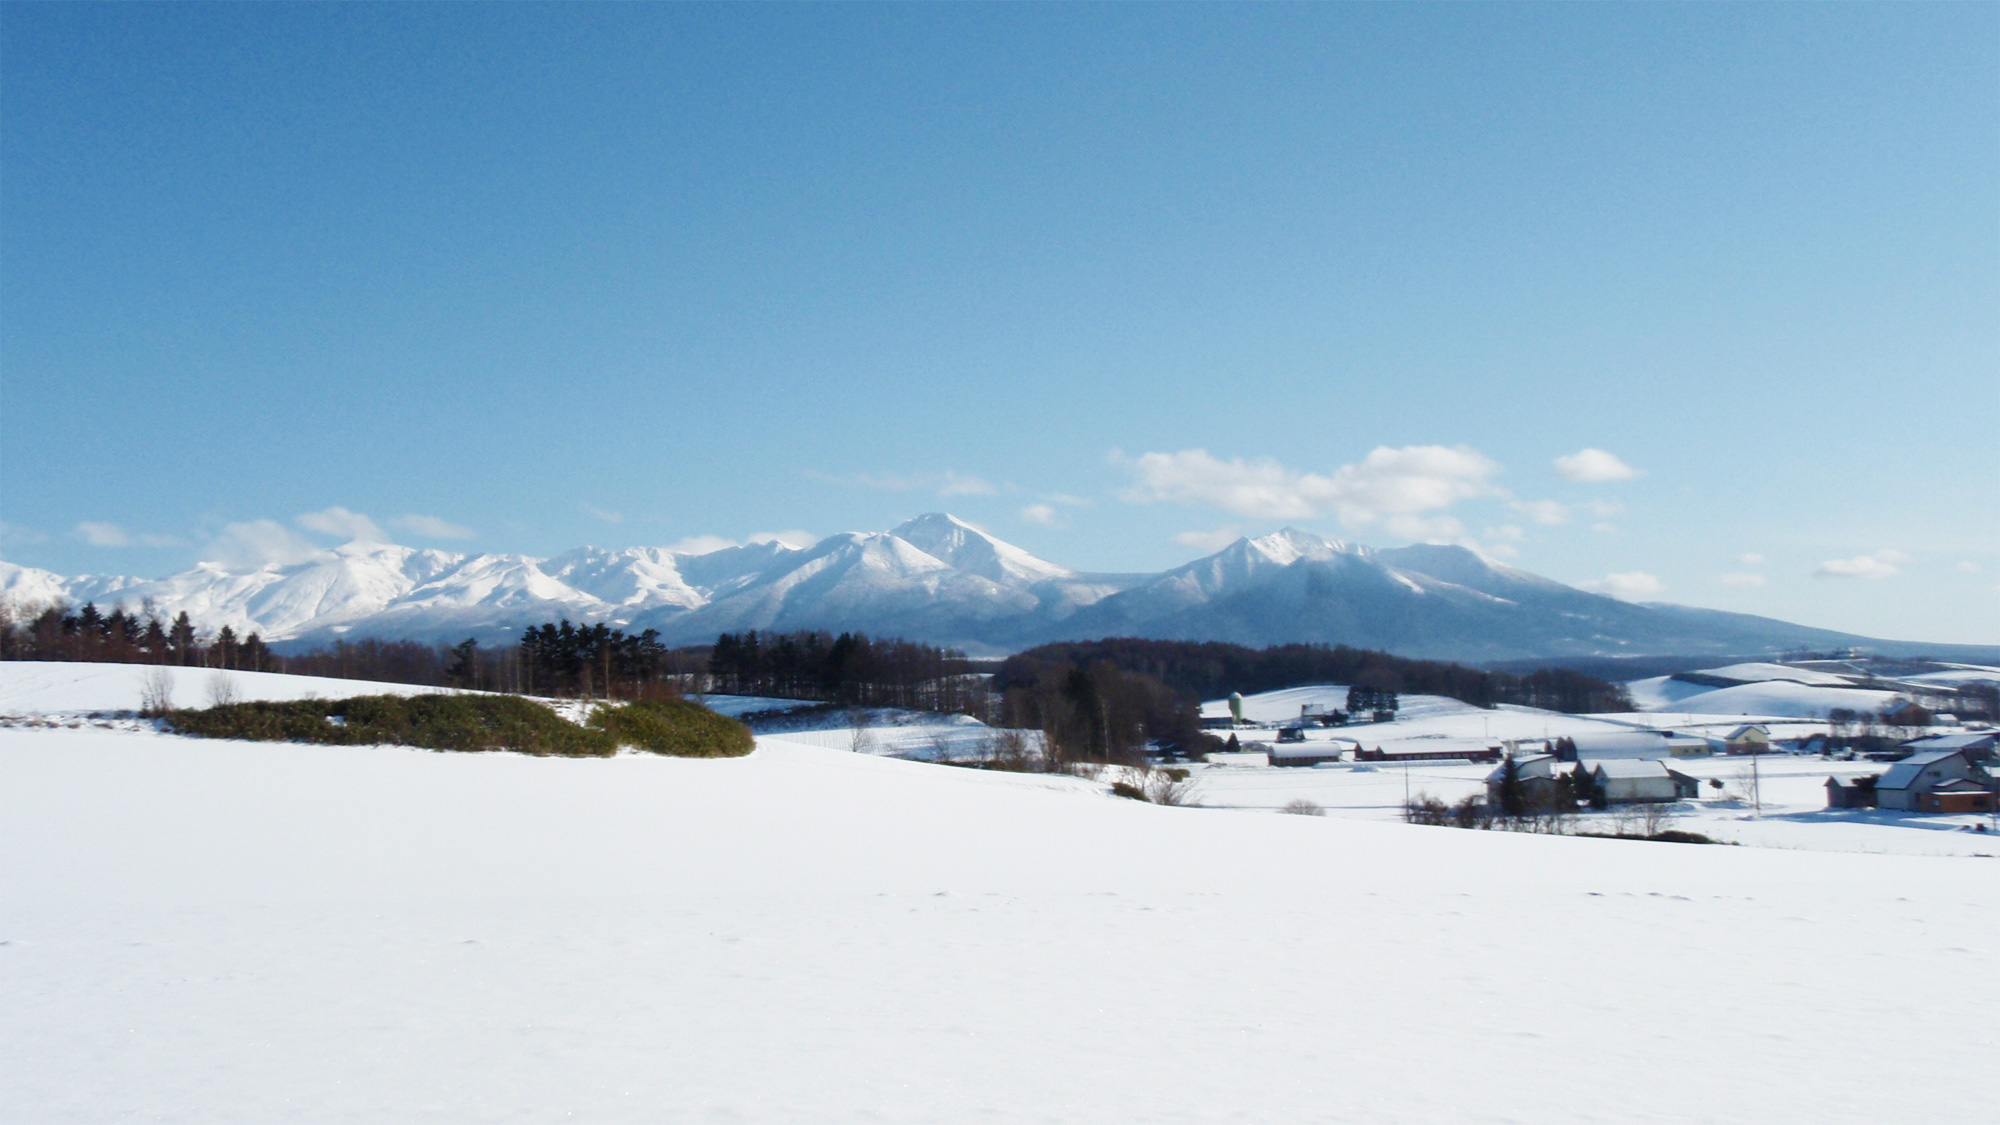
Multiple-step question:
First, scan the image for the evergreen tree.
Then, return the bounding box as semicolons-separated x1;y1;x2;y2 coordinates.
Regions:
446;639;479;689
168;612;198;666
1498;755;1526;818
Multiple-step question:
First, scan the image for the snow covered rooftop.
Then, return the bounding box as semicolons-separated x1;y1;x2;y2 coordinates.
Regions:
1591;759;1676;780
1876;750;1976;791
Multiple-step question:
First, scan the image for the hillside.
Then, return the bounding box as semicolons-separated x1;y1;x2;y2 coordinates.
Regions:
7;514;1996;663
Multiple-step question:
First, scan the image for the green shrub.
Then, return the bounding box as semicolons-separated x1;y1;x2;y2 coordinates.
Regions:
166;694;617;757
588;698;754;758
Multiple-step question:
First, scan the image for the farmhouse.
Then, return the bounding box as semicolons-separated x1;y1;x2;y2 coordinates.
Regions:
1590;759;1701;804
1825;775;1878;810
1723;725;1770;755
1484;754;1559;807
1268;739;1356;768
1895;732;1996;765
1664;735;1712;758
1566;731;1673;760
1872;750;1996;813
1882;701;1932;728
1917;780;1996;815
1355;745;1501;764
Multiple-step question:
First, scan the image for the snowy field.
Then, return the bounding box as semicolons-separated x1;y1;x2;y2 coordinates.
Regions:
2;714;1995;1125
0;660;454;716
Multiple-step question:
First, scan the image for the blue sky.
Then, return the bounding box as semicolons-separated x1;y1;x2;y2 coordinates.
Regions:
3;4;1995;643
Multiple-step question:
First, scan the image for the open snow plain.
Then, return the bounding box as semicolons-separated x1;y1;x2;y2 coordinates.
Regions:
3;673;1996;1122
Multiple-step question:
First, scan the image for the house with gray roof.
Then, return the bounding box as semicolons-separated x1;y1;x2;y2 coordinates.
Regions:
1568;731;1673;761
1590;759;1700;804
1872;750;1996;812
1894;732;1995;764
1485;754;1559;808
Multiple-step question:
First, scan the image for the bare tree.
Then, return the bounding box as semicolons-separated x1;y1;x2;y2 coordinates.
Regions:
1732;763;1762;814
847;706;875;754
1610;802;1643;838
1639;801;1683;837
1143;766;1198;807
139;667;176;716
1279;798;1325;816
206;671;240;708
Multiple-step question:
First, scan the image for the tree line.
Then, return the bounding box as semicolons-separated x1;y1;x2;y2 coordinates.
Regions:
994;654;1210;767
0;601;707;699
706;630;990;715
994;638;1634;714
0;600;279;671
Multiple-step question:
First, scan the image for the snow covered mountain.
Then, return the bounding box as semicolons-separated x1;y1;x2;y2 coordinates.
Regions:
4;515;1991;662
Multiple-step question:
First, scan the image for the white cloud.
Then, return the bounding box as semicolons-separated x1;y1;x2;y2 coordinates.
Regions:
391;514;475;540
1114;445;1501;527
1738;552;1765;566
1814;549;1909;581
748;529;815;549
1173;527;1243;553
1579;571;1664;601
1718;572;1767;588
582;504;624;524
74;521;181;548
1019;504;1062;528
203;521;329;569
75;521;131;547
1586;500;1624;518
664;534;740;556
296;506;386;542
1554;449;1638;483
1511;499;1570;526
1592;523;1619;535
1957;560;1982;574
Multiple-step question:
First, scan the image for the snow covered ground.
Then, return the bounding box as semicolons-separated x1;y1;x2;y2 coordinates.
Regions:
0;660;454;716
1625;675;1903;719
3;714;1995;1124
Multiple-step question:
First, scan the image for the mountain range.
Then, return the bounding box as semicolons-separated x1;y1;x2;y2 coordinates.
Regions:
4;513;1993;664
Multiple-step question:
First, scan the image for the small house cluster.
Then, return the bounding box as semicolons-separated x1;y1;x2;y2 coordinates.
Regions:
1484;754;1699;808
1825;734;1997;813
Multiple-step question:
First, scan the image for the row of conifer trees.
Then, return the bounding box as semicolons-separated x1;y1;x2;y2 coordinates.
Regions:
0;600;279;671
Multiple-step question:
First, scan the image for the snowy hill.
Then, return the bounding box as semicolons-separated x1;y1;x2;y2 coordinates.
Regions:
6;516;1995;662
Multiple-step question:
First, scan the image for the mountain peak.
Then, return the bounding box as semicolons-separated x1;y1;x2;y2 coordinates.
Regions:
1243;527;1348;565
890;513;1072;585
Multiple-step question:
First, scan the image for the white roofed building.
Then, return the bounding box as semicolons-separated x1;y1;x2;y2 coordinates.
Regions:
1591;759;1700;804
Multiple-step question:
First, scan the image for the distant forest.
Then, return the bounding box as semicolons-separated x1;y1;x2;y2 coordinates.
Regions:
3;602;1631;715
994;639;1636;715
706;630;988;715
